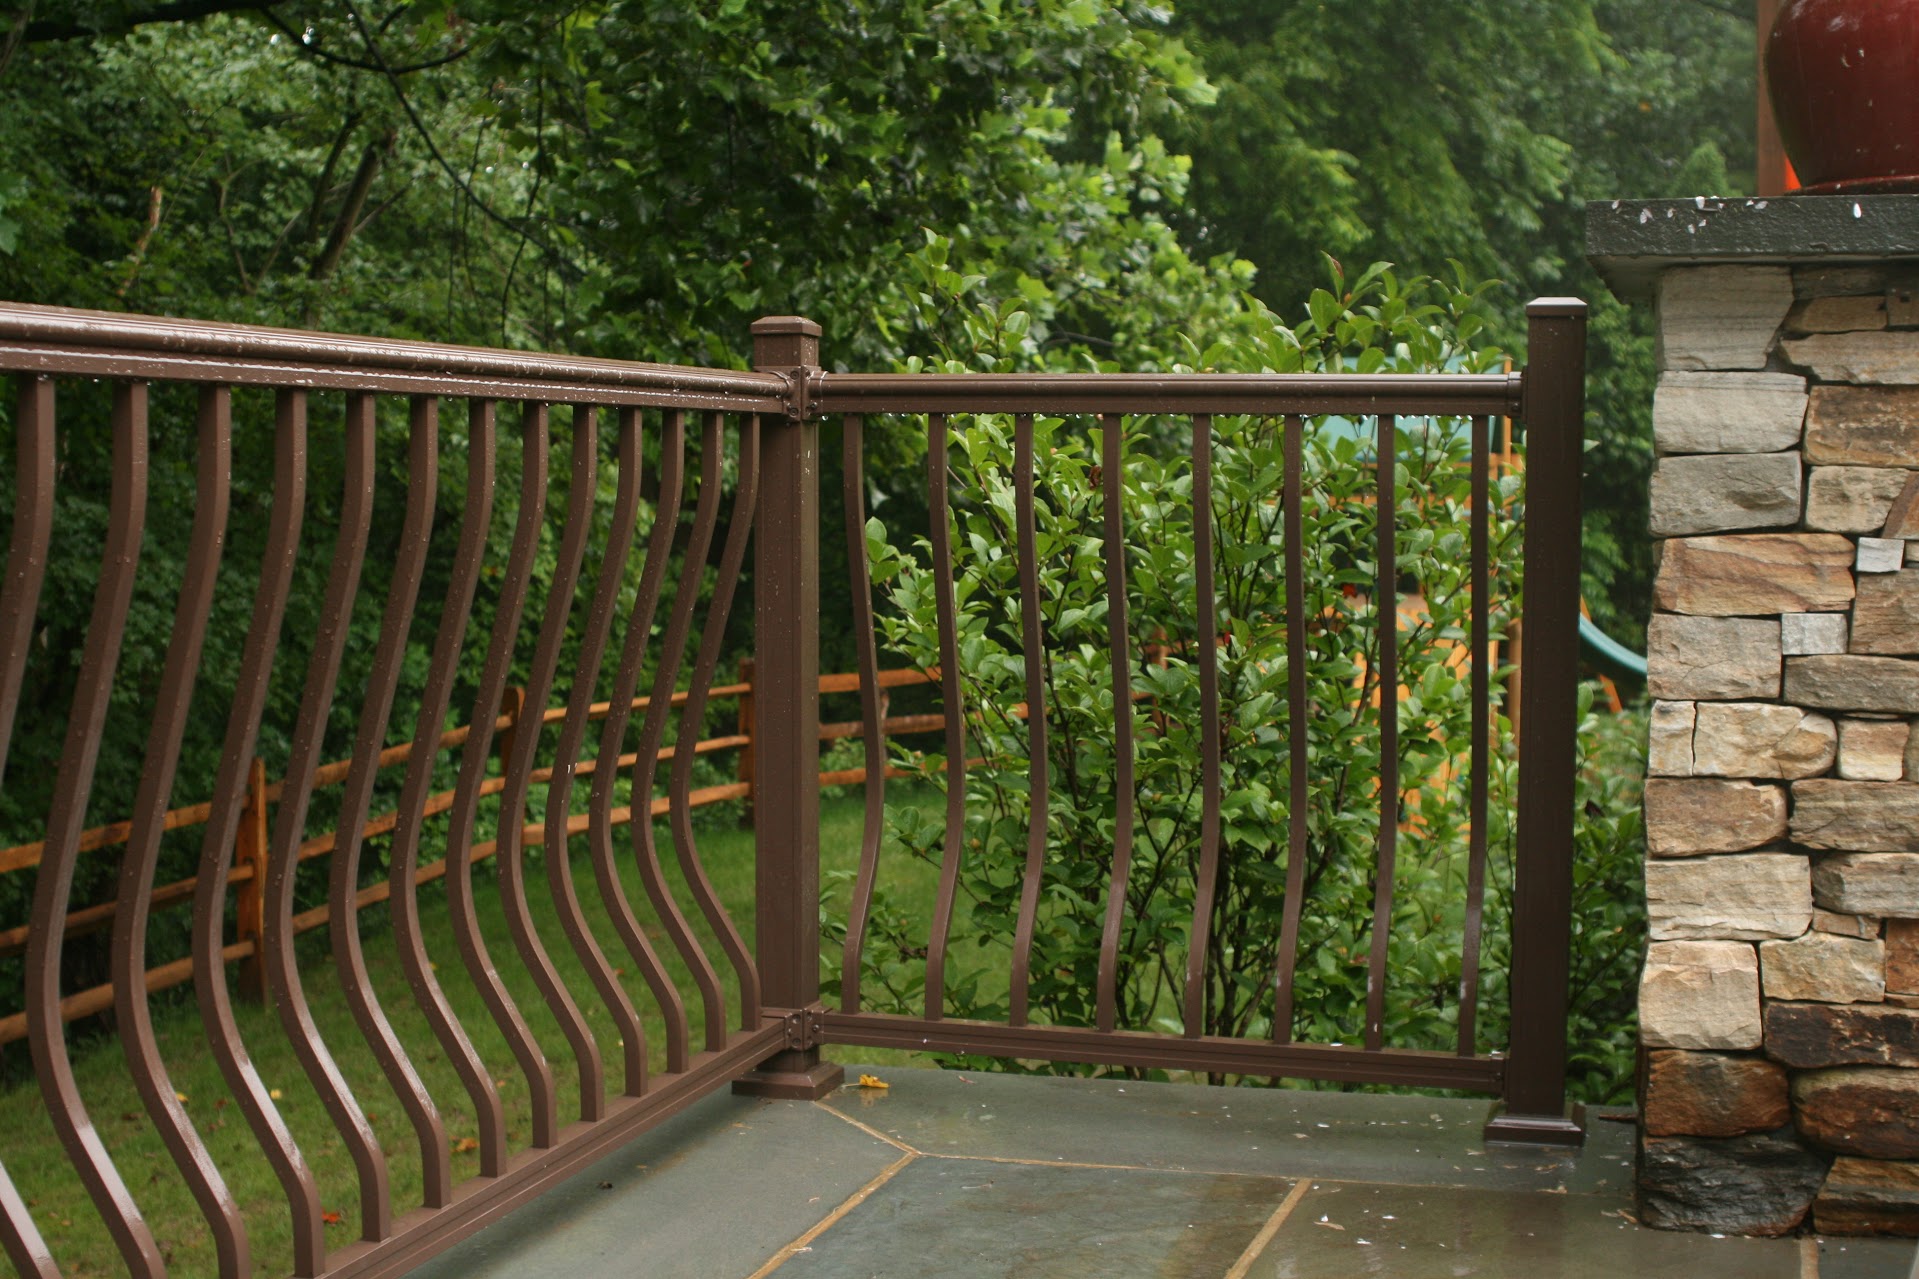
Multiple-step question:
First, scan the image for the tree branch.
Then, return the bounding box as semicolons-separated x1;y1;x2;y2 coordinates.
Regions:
258;9;475;74
309;127;393;282
341;1;579;281
21;0;276;43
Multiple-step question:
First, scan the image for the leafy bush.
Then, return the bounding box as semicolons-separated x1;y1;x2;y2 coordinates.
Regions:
838;257;1645;1102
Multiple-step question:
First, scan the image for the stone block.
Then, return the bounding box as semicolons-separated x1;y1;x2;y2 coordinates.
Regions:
1813;1157;1919;1237
1783;612;1849;656
1793;784;1919;853
1760;932;1885;1003
1653;534;1856;616
1691;703;1836;779
1788;656;1919;714
1658;266;1793;371
1813;909;1882;939
1651;371;1809;456
1838;719;1911;780
1893;283;1919;328
1796;265;1912;301
1647;854;1810;941
1766;1003;1919;1069
1814;854;1919;916
1648;700;1695;777
1649;453;1803;536
1784;331;1919;384
1793;1068;1919;1158
1859;537;1907;573
1644;1051;1791;1137
1806;466;1913;533
1852;569;1919;655
1804;385;1919;467
1910;727;1919;781
1641;940;1763;1048
1885;919;1918;996
1789;294;1890;333
1647;615;1781;700
1637;1133;1829;1236
1880;472;1919;538
1644;778;1788;855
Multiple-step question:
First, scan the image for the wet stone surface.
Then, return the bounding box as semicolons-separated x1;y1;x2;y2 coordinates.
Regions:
404;1064;1919;1278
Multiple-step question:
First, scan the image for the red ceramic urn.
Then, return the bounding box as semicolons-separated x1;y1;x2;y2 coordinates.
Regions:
1767;0;1919;192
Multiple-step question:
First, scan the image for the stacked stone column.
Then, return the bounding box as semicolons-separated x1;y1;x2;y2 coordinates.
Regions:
1635;262;1919;1238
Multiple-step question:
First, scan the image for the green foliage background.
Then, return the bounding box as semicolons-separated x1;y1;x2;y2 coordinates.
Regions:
0;0;1723;1094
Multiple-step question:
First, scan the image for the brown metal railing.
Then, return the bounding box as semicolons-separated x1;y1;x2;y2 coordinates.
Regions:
0;299;1586;1277
808;301;1588;1137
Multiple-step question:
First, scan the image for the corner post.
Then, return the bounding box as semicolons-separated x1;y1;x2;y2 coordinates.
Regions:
734;316;843;1100
1486;298;1588;1146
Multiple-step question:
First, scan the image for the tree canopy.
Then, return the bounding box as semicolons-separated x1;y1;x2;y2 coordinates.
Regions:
0;0;1755;633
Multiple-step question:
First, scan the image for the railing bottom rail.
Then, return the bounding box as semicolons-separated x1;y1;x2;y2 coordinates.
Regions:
821;1012;1507;1094
321;1019;789;1279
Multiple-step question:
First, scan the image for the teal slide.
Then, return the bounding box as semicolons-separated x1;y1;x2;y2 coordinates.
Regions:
1579;612;1647;685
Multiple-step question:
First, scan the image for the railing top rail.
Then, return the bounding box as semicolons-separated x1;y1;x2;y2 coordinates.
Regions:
812;370;1525;418
0;301;787;409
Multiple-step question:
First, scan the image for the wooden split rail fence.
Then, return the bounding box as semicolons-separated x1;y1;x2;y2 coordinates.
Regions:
0;665;941;1046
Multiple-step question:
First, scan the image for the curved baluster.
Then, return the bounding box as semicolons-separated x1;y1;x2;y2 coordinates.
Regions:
27;381;166;1274
495;406;602;1120
1458;416;1493;1057
1183;416;1223;1038
0;375;59;1277
1093;414;1137;1034
113;385;250;1276
667;414;762;1032
1272;415;1311;1044
631;411;728;1051
261;393;389;1240
1007;415;1050;1029
387;401;506;1175
441;401;558;1148
191;388;325;1277
923;414;966;1023
837;414;886;1015
588;411;690;1074
0;376;54;788
329;397;450;1207
1366;415;1400;1052
544;408;648;1097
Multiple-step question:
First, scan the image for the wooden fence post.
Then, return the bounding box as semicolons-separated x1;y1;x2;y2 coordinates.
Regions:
497;685;526;772
234;756;269;1000
736;658;756;828
733;315;842;1100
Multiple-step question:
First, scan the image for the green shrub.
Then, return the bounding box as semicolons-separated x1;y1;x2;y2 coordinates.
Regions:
839;257;1646;1103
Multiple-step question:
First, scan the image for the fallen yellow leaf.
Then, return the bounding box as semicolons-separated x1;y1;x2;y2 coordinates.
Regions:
856;1074;889;1090
174;1092;188;1104
269;1089;283;1100
453;1137;479;1154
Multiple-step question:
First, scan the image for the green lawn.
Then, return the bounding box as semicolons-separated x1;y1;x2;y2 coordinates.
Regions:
0;787;942;1277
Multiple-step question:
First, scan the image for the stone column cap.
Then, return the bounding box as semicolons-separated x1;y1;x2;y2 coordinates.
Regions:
1587;195;1919;301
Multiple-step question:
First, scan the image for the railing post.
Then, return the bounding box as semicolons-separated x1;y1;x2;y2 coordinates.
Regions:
1486;297;1587;1146
733;315;843;1099
234;756;269;1000
736;657;756;829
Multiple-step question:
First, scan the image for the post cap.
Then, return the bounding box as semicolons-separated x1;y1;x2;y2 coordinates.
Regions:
751;315;822;371
1526;297;1589;318
749;316;823;337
